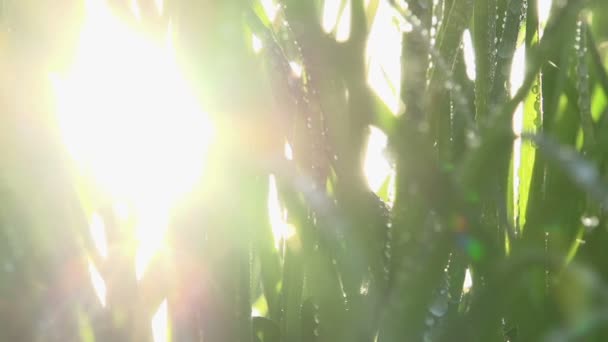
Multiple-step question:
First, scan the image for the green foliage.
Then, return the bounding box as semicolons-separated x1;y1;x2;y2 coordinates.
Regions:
3;0;608;341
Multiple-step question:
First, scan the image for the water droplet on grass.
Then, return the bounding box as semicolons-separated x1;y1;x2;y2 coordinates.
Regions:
581;215;599;228
429;295;448;317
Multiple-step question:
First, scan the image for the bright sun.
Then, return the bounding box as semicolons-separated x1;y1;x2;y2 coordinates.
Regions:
52;1;212;336
53;0;400;337
53;0;212;206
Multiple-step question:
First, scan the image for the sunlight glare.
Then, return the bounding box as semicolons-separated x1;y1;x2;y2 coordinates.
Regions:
335;0;352;43
252;307;263;317
462;29;476;81
366;0;402;114
322;0;342;33
54;0;213;204
510;44;526;227
510;44;526;136
155;0;164;15
260;0;279;23
89;212;108;259
252;33;263;54
363;126;393;193
130;0;142;22
462;268;473;294
268;175;296;248
53;0;213;282
538;0;553;37
88;259;107;307
135;203;170;280
152;298;169;342
284;141;294;160
289;61;303;78
113;199;131;222
510;44;526;100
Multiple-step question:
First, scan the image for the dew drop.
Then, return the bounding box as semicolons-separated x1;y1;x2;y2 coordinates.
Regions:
466;131;481;148
429;295;448;317
532;84;539;94
581;215;599;229
498;44;511;59
534;99;542;114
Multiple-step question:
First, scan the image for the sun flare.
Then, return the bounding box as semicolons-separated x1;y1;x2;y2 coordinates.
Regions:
53;0;212;204
53;0;213;288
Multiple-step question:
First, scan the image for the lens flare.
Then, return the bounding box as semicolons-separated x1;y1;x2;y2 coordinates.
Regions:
53;0;213;283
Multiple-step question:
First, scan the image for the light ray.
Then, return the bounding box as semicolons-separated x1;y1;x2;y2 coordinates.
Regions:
88;259;107;307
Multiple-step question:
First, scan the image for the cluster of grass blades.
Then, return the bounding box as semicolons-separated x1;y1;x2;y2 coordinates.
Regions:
2;0;608;341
